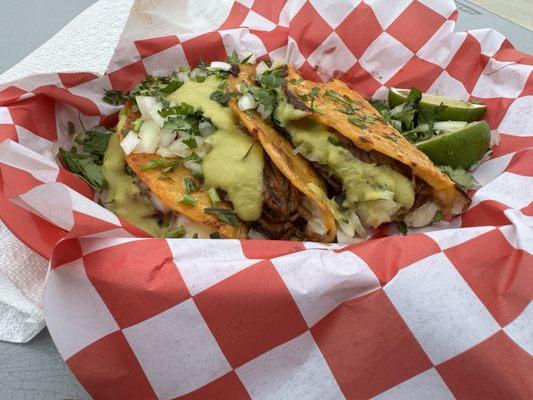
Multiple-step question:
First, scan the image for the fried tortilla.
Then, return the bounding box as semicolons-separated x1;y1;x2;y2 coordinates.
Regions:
283;66;469;213
227;65;337;242
116;103;248;239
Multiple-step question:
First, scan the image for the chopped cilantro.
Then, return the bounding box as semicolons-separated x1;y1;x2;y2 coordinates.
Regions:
439;166;478;191
180;194;198;207
164;226;186;238
132;118;143;133
209;232;222;239
204;207;241;226
226;49;240;64
432;210;444;223
208;187;220;206
141;153;201;171
397;221;408;235
158;103;196;117
258;69;285;88
59;148;106;191
210;90;237;105
183;136;198;149
103;89;128;105
327;136;340;146
184;177;195;195
348;116;366;129
74;129;112;157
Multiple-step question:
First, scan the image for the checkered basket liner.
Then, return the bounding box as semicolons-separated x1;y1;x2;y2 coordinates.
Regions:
0;0;531;398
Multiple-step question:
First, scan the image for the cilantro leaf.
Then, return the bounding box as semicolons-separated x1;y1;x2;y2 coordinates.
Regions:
204;207;241;226
103;89;128;105
257;69;285;89
183;136;198;149
348;115;366;129
227;49;240;64
210;90;237;105
59;148;106;191
327;136;340;146
74;129;112;158
396;221;408;235
164;226;186;238
439;166;478;191
159;103;196;117
184;177;195;195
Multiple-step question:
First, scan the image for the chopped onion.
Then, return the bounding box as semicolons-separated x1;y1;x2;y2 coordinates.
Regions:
159;139;191;158
490;129;500;148
155;147;174;158
134;120;161;154
136;96;159;119
257;103;272;119
390;104;404;116
149;192;171;213
358;200;400;228
199;120;216;136
177;72;189;82
391;120;402;131
176;214;212;238
292;144;305;155
247;229;266;240
184;160;202;175
270;59;286;70
302;198;328;236
336;229;358;245
404;202;440;228
338;211;366;238
190;68;205;80
120;132;141;155
159;129;177;148
205;135;215;145
209;61;232;71
238;93;257;111
240;51;257;64
256;61;269;75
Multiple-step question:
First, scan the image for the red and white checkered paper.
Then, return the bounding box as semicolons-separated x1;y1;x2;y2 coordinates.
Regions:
1;0;532;398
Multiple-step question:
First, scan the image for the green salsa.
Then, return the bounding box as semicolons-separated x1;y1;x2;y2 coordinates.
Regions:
101;132;168;237
167;77;264;221
275;100;415;228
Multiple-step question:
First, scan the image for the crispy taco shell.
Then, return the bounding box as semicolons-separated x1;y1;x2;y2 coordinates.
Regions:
228;65;337;242
116;104;248;238
283;66;469;214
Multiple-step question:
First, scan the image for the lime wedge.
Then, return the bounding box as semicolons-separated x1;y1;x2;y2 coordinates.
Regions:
415;120;491;169
389;88;487;122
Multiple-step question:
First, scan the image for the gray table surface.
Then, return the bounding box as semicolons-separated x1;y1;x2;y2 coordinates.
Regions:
0;1;532;399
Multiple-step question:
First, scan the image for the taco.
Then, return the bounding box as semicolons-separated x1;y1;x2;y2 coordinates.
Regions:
99;62;335;241
229;63;470;240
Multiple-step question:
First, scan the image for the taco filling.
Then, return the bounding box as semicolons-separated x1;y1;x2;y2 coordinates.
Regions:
101;65;331;241
229;62;467;239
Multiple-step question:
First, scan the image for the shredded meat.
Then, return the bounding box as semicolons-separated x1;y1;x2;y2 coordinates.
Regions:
262;158;301;220
316;134;433;214
255;158;306;240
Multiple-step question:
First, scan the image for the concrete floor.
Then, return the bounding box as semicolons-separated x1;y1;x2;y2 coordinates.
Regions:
471;0;533;30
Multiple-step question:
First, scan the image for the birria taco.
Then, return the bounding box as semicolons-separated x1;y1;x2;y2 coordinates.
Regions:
60;51;472;242
97;58;335;241
228;63;470;240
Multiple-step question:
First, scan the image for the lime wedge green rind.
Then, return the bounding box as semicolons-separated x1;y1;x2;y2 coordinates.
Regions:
415;120;491;169
389;88;488;122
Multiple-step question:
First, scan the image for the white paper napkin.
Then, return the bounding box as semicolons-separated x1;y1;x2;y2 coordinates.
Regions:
0;0;233;343
0;0;133;343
